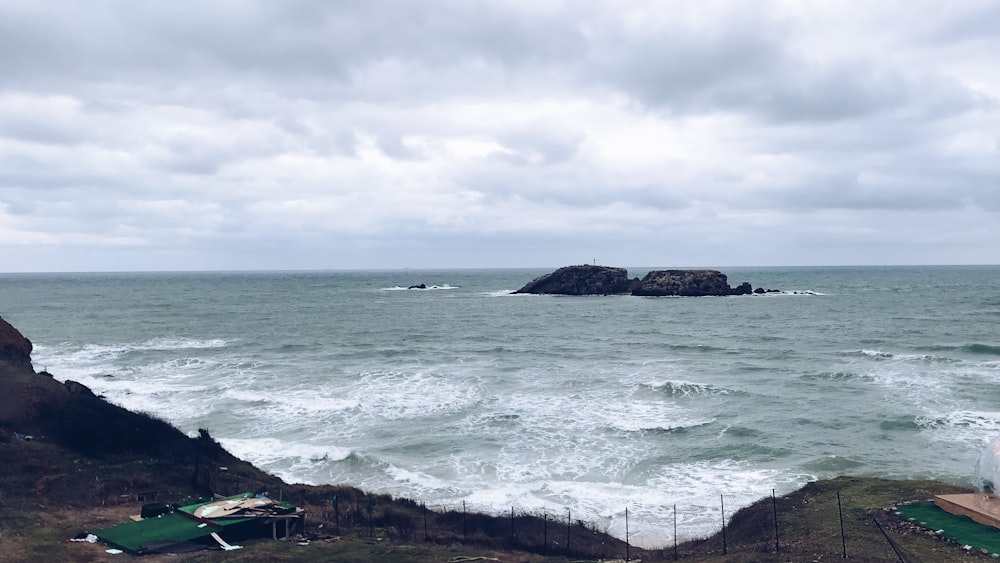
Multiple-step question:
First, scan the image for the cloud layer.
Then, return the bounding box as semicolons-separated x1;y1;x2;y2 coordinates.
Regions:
2;0;999;270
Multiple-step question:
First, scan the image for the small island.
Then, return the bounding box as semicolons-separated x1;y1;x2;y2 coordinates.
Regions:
515;264;768;296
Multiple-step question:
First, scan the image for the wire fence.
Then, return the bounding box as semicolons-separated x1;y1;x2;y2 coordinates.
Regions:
321;491;916;561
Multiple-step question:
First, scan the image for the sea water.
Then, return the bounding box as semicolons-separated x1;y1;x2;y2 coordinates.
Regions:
2;266;998;546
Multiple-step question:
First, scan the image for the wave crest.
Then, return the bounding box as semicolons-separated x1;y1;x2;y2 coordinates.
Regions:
642;380;733;397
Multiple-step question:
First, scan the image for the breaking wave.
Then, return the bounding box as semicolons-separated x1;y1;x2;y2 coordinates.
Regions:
382;284;459;291
640;380;734;397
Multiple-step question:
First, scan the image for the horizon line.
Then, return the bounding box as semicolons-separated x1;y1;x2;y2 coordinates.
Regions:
2;263;999;275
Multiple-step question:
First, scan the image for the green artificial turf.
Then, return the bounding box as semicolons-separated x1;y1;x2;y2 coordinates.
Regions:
897;501;1000;555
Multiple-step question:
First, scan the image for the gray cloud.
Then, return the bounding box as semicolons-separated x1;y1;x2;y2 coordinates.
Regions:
1;0;998;270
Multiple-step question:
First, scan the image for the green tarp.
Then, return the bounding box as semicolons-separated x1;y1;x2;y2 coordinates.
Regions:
93;493;292;554
896;501;1000;556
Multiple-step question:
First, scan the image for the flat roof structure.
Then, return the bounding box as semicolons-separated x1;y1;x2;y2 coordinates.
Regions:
93;493;302;554
935;493;1000;529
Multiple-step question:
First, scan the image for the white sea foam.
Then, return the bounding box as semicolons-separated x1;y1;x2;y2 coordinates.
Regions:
917;410;1000;448
640;379;732;397
778;289;824;296
859;349;896;360
384;465;463;495
218;437;352;485
353;369;483;420
133;337;228;350
221;388;360;415
854;347;1000;459
432;460;811;548
381;284;459;291
33;343;128;374
598;401;715;433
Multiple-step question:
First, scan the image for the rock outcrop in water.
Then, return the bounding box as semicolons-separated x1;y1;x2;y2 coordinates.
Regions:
514;265;633;295
515;266;761;296
633;269;753;297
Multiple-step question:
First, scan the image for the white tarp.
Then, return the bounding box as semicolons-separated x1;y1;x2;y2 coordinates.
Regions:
974;437;1000;492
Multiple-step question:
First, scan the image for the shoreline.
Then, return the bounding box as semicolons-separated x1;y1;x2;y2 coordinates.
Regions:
0;315;991;561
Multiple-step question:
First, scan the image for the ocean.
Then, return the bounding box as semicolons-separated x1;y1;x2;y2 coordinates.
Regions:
2;266;998;547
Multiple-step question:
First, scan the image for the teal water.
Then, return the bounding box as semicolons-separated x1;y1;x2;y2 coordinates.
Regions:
2;266;998;546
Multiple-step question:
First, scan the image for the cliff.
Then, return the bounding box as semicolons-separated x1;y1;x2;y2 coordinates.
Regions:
0;315;33;372
0;315;274;499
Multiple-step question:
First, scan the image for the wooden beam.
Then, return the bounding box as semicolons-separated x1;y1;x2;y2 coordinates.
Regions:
935;494;1000;529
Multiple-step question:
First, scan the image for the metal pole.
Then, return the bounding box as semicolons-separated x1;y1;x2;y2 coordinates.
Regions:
872;515;907;563
463;500;467;542
673;503;678;561
837;490;847;558
625;506;630;561
720;494;727;555
423;503;428;541
543;512;548;554
367;494;373;537
511;506;515;539
567;508;571;553
773;488;780;554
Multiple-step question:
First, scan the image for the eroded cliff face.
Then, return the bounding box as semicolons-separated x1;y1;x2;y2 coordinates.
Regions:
0;316;283;511
0;315;71;434
0;316;33;373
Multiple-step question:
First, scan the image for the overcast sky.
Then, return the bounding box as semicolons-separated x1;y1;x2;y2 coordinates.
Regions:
2;1;999;271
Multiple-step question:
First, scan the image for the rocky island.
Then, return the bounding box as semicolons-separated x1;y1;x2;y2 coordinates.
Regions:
515;264;761;296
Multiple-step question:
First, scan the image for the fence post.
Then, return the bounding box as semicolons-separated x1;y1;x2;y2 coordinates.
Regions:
543;512;548;554
367;494;373;537
837;490;847;558
673;503;678;561
567;508;571;554
332;494;339;535
872;514;907;563
720;494;727;555
625;506;630;561
773;488;780;554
